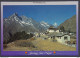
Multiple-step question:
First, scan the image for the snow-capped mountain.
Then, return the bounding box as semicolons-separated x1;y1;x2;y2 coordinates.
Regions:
53;22;58;28
3;13;50;41
40;21;50;28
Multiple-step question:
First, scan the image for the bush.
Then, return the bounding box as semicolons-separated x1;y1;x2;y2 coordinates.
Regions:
30;37;35;40
15;40;35;48
67;41;71;44
3;44;7;49
60;26;65;32
73;41;76;44
5;31;34;43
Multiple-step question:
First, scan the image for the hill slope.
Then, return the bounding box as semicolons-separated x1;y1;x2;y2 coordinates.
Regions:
3;13;50;41
58;15;76;33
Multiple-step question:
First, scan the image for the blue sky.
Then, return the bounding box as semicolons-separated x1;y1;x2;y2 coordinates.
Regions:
3;5;76;26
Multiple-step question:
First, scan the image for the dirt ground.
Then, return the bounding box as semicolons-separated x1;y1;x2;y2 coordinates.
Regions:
3;37;76;51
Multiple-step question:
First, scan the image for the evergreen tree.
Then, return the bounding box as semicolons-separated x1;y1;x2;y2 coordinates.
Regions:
60;26;65;32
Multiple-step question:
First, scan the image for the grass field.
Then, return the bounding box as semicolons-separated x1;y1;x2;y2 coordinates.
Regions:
3;37;76;51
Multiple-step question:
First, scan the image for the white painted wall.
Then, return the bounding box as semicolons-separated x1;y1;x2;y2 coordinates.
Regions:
47;29;59;33
49;30;54;32
62;35;70;43
56;30;59;32
34;33;39;37
55;37;63;43
55;35;70;44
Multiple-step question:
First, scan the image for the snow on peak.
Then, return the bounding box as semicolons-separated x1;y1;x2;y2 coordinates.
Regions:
53;22;58;27
12;13;18;16
40;21;50;27
14;17;19;21
20;21;33;26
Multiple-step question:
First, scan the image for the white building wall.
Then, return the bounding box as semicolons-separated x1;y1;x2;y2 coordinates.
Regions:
55;37;63;43
61;35;70;44
47;29;59;33
55;35;70;44
48;30;54;33
56;30;59;32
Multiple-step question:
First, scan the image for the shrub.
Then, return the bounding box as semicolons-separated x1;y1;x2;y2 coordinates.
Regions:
15;40;35;48
30;37;35;40
67;41;71;44
3;44;7;49
60;26;65;32
6;31;34;43
73;41;76;44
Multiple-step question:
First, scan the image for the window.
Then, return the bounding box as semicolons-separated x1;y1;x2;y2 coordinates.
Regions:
60;37;61;39
57;36;61;39
53;36;55;39
64;37;67;40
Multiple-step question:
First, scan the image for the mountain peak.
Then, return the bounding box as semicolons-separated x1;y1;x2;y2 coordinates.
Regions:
40;21;50;28
53;22;58;28
12;13;18;16
8;13;19;19
7;13;23;21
